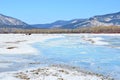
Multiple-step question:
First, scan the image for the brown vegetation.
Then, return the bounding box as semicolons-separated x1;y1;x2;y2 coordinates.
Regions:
0;26;120;34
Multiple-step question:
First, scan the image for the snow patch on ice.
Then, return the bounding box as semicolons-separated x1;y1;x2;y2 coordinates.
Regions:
0;34;63;54
82;36;109;45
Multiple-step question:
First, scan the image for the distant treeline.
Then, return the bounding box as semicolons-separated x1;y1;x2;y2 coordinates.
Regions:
0;26;120;34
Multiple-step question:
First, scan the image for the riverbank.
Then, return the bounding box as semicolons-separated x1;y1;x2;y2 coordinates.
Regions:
0;64;113;80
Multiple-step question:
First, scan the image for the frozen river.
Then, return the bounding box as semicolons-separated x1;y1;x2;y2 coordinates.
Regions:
0;34;120;80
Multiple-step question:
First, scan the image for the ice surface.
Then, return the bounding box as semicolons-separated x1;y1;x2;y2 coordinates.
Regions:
0;34;120;80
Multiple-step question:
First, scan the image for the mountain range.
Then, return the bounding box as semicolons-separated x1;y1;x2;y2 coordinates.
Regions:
32;12;120;29
0;14;29;28
0;12;120;29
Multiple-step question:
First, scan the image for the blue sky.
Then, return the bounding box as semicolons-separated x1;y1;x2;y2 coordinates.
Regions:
0;0;120;24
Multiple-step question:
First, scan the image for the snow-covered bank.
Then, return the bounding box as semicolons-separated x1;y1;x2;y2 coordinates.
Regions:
63;33;120;46
0;65;113;80
82;36;109;45
0;34;63;54
80;34;120;46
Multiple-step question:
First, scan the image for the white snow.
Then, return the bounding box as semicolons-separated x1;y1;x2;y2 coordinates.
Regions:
0;34;63;54
0;72;20;80
71;20;78;23
83;37;109;45
0;65;110;80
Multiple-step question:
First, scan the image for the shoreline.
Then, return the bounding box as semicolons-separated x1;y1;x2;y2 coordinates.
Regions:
0;64;114;80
